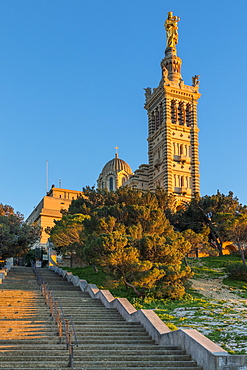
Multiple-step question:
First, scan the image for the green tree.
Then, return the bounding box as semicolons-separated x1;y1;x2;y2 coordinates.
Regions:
63;187;193;299
172;191;245;255
0;204;40;259
47;213;90;267
182;229;210;258
226;215;247;267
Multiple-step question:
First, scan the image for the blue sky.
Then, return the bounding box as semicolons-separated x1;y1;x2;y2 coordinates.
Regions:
0;0;246;218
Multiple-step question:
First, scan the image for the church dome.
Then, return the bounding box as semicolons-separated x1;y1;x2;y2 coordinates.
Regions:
97;153;133;191
101;154;133;176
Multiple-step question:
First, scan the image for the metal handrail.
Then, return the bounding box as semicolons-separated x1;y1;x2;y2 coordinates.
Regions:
62;314;79;368
31;262;78;368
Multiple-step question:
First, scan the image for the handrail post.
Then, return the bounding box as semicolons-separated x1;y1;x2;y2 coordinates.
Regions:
58;317;63;343
65;319;69;349
68;333;74;369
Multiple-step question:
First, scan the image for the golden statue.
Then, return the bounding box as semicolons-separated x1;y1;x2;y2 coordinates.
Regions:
164;11;180;48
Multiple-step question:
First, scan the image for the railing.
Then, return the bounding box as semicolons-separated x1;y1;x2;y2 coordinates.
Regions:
31;262;78;368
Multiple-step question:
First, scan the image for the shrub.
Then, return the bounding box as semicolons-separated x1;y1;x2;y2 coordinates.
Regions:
225;263;247;281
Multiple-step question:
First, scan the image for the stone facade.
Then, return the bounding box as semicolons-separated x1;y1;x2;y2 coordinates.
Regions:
26;187;83;247
123;164;149;190
145;46;200;202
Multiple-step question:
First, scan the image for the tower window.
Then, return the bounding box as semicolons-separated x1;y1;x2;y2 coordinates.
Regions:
109;177;114;191
171;100;177;124
186;104;192;127
155;109;159;130
178;102;184;125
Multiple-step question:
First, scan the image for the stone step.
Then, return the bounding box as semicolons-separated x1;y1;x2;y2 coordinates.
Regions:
72;323;142;327
0;354;193;361
0;339;65;344
0;315;125;320
0;344;181;351
0;323;54;327
0;348;187;356
0;360;201;368
72;367;202;370
0;328;57;333
76;339;155;344
0;337;154;344
0;267;202;369
72;332;151;338
60;307;120;312
0;307;117;313
0;368;203;370
64;327;147;333
74;360;200;368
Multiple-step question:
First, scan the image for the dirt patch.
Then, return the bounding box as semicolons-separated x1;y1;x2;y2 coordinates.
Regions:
190;277;241;301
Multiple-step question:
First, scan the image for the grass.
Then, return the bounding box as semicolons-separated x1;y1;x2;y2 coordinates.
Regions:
62;265;109;288
188;255;242;279
200;255;241;268
62;265;136;300
223;277;247;298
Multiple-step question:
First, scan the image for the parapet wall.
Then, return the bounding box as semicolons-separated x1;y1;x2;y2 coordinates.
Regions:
50;266;247;370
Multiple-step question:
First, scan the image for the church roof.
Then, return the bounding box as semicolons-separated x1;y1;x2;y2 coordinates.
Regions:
101;154;133;176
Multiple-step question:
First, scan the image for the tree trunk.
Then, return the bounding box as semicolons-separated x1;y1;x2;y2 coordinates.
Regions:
121;275;143;297
238;243;247;268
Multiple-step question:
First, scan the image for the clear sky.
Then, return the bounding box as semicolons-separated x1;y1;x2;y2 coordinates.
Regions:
0;0;246;218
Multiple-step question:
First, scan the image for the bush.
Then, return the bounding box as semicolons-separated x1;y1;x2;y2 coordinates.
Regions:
225;263;247;281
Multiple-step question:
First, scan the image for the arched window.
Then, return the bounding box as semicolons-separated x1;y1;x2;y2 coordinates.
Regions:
155;109;159;130
109;177;114;191
186;104;191;127
158;103;163;127
121;176;127;185
178;102;184;125
171;100;177;124
150;111;155;133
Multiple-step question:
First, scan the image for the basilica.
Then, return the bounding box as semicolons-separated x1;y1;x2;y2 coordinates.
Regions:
27;12;200;249
97;12;200;203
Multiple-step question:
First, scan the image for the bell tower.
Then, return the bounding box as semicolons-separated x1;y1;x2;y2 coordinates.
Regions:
144;12;200;202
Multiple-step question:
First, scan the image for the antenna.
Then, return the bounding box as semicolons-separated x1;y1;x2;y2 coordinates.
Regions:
59;179;62;188
46;160;49;193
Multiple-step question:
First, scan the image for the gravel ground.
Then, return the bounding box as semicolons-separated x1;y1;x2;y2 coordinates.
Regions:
170;276;247;353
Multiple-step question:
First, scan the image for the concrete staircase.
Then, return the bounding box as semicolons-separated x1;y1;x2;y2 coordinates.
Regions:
0;266;203;369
